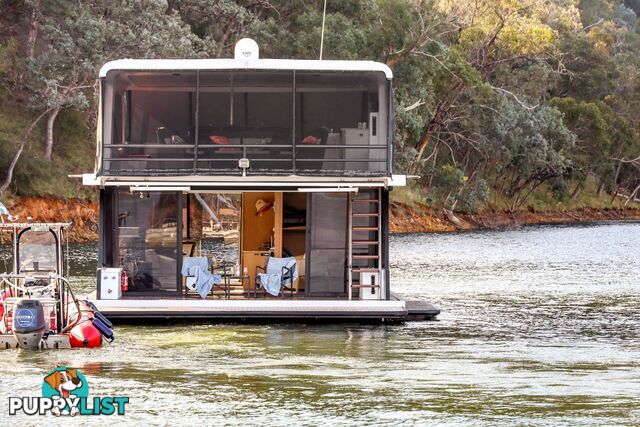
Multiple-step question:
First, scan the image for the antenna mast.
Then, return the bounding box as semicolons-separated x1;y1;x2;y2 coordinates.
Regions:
319;0;327;60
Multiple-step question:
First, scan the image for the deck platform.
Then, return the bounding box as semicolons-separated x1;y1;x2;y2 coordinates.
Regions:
90;299;440;322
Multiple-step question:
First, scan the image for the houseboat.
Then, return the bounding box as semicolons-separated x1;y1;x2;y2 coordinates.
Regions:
82;39;439;321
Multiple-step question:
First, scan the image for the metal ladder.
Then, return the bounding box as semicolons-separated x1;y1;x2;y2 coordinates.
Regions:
347;188;382;300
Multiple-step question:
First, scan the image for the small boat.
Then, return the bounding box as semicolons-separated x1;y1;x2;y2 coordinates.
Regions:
0;210;114;350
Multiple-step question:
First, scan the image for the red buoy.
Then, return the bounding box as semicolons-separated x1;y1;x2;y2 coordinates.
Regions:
69;321;102;348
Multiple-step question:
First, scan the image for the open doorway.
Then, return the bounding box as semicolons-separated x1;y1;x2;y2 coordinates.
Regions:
185;193;241;267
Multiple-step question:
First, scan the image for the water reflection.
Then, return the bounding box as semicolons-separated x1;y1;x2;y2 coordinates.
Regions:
1;222;639;425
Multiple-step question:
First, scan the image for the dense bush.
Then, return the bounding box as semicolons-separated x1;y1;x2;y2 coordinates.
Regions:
0;0;638;208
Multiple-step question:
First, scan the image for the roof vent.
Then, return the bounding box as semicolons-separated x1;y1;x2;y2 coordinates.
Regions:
234;38;259;60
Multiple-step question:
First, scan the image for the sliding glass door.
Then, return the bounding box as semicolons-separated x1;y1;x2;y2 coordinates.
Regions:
114;191;181;294
306;193;348;295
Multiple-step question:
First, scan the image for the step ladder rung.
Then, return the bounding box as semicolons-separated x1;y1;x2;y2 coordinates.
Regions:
348;190;382;300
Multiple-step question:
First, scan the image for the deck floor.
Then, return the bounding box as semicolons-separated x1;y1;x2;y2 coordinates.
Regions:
90;298;440;322
87;284;440;322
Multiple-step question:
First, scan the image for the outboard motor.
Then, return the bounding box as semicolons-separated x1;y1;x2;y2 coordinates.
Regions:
12;299;46;349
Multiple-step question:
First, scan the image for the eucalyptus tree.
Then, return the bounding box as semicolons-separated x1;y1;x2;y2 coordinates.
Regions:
1;0;201;193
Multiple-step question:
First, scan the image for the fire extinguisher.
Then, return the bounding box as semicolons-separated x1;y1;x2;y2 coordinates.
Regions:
6;310;12;333
49;310;57;332
121;270;129;292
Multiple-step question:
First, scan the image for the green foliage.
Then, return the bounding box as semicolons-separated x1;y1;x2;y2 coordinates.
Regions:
0;90;95;198
0;0;638;211
551;178;570;201
491;97;575;207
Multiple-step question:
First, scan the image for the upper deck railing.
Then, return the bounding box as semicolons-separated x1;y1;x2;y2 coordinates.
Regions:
101;128;390;177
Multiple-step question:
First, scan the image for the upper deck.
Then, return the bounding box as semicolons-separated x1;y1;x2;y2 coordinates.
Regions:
95;55;394;180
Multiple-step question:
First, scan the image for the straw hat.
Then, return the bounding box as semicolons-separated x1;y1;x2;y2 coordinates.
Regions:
255;199;273;216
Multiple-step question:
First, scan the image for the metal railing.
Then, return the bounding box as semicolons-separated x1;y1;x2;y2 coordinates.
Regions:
101;141;390;177
0;273;80;333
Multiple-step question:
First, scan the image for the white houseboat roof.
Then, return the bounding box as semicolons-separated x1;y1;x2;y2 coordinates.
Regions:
99;58;393;79
80;174;407;189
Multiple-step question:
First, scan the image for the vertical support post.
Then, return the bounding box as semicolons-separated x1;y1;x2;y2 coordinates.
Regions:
377;188;382;300
381;188;390;300
193;71;200;174
99;80;106;176
176;192;183;294
230;73;234;126
12;227;17;273
185;193;191;240
387;81;394;175
274;192;284;258
347;193;353;300
292;70;296;174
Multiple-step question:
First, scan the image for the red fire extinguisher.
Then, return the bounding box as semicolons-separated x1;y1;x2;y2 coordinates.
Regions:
6;310;12;333
49;310;57;332
121;270;129;292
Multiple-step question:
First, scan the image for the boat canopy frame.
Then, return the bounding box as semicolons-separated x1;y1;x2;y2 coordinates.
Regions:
0;223;71;278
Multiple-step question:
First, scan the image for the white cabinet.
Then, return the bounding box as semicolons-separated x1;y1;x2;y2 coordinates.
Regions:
341;128;369;145
98;268;122;300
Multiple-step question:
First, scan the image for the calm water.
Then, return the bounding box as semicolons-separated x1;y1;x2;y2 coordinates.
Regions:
1;223;639;425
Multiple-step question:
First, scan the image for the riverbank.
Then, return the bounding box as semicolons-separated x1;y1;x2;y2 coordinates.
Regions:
1;197;98;242
390;201;640;233
2;197;639;242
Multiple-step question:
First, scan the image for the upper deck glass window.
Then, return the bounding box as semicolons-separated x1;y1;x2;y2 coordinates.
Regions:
295;71;387;172
197;71;293;172
101;68;390;176
111;72;197;145
107;72;197;172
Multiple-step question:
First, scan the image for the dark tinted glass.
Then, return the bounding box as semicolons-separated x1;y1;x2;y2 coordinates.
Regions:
197;71;293;173
295;72;384;173
307;193;347;294
103;70;388;176
114;191;179;292
107;72;197;173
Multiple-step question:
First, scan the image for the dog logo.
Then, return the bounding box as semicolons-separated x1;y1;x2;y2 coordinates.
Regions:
8;366;128;416
42;367;89;416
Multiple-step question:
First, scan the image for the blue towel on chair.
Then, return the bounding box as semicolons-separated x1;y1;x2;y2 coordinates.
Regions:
181;257;221;298
257;257;298;297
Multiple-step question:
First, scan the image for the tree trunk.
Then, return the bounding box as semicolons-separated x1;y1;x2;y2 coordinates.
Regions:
0;109;50;195
596;177;605;196
570;183;582;200
409;80;465;175
16;0;40;84
625;183;640;207
428;146;438;188
25;0;40;61
44;107;60;161
443;208;467;229
610;183;622;205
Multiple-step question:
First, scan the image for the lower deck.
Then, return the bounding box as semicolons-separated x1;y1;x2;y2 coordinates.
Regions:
99;188;391;302
90;297;440;322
